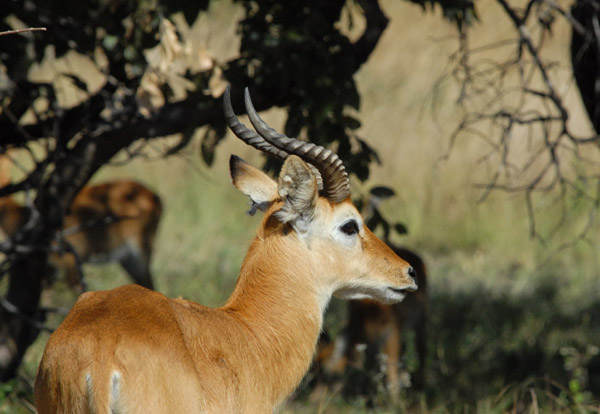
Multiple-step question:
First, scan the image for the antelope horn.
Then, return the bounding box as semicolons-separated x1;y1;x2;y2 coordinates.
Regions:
243;88;350;203
223;86;324;191
223;86;289;161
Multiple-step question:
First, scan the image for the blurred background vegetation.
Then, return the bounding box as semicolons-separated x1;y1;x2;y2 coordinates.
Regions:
1;0;600;413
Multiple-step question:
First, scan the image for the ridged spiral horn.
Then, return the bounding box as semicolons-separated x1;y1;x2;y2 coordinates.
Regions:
243;88;350;203
223;86;290;161
223;86;324;191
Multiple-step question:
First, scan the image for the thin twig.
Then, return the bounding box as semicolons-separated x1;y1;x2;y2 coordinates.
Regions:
0;27;46;37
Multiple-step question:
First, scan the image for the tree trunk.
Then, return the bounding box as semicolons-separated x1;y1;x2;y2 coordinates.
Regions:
0;253;47;381
571;0;600;134
0;143;98;381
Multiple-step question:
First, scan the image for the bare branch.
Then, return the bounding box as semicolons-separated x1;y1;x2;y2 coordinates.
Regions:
0;27;46;37
442;0;600;244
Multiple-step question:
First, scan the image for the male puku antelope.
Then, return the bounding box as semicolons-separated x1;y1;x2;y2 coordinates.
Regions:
0;154;162;290
34;86;418;414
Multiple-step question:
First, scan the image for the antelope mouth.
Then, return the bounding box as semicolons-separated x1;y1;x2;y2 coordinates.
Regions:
386;284;417;303
387;287;407;299
388;287;408;294
334;283;417;304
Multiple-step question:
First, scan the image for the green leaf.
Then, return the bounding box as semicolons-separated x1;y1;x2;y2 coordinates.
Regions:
102;35;119;51
394;222;409;235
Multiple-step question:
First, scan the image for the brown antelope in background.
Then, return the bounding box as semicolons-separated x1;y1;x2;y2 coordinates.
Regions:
310;188;428;403
311;247;428;403
34;86;418;413
0;154;162;290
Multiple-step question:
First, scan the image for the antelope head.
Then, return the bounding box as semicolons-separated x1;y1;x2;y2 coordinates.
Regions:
224;87;417;305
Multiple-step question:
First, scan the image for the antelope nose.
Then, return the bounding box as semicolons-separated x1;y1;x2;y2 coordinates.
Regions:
406;267;418;292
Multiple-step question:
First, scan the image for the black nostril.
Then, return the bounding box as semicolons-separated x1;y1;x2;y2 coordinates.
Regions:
407;266;416;279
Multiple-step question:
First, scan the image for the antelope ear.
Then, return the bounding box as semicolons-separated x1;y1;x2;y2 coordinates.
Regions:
275;155;319;228
230;155;278;215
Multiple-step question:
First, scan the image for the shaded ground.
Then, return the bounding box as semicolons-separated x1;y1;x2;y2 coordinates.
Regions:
292;276;600;412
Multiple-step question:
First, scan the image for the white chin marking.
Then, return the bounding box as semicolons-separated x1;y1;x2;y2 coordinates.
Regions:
333;287;407;304
384;291;406;304
333;289;371;301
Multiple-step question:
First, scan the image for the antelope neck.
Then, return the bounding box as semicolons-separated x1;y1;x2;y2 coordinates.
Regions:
222;235;327;402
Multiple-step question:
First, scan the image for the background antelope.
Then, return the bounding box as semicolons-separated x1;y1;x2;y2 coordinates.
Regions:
311;246;428;403
0;154;162;290
309;187;428;403
34;87;418;413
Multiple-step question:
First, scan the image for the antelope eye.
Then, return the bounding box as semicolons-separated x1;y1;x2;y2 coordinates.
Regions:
340;220;360;236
